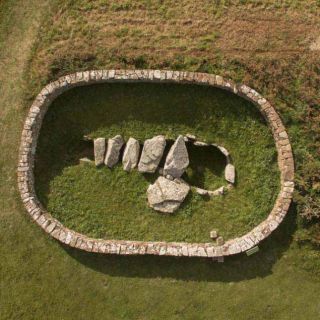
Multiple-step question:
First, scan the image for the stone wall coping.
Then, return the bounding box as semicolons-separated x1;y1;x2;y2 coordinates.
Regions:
17;69;294;258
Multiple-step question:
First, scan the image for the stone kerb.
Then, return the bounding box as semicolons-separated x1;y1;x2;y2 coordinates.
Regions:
17;70;294;258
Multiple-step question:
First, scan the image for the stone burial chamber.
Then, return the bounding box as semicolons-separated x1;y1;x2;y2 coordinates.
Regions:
18;69;294;259
90;133;235;213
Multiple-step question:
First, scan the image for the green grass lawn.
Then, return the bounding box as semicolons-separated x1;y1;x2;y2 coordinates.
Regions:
1;1;320;319
34;83;278;242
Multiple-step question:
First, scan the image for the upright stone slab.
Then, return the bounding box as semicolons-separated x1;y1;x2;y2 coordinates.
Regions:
163;135;189;178
104;135;124;168
147;176;190;213
122;137;140;171
138;135;166;173
94;138;106;166
225;164;235;184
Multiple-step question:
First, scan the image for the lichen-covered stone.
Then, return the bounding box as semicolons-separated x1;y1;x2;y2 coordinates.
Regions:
138;135;166;173
163;135;189;178
104;135;124;168
195;186;225;197
122;137;140;171
147;176;190;213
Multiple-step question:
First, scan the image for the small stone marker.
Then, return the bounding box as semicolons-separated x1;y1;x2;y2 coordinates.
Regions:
147;176;190;213
216;236;224;246
210;230;218;239
246;246;259;256
94;137;106;166
163;135;189;178
225;163;235;184
138;135;166;173
104;135;124;168
122;137;140;171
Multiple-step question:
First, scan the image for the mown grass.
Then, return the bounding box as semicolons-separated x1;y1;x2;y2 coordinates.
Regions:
34;83;278;242
1;1;320;319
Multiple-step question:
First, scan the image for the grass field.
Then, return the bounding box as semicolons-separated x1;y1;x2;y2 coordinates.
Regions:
34;82;278;242
1;0;320;319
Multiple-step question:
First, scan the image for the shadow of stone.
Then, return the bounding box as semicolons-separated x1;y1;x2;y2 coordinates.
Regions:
62;202;297;283
183;144;226;189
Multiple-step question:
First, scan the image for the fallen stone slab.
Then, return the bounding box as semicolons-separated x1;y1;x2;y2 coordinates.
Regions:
163;135;189;178
104;135;124;168
138;135;166;173
94;138;106;166
195;186;225;197
122;137;140;171
208;186;225;196
147;176;190;213
225;164;235;184
194;187;209;196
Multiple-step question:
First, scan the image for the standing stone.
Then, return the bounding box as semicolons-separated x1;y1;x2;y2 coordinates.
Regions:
225;164;235;184
163;135;189;178
104;135;124;168
138;135;166;173
94;138;106;166
122;137;140;171
147;176;190;213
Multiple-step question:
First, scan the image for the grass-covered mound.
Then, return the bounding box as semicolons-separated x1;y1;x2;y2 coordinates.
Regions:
35;82;279;242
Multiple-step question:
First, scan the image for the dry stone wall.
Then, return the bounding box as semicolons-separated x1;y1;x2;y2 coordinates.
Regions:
17;69;294;258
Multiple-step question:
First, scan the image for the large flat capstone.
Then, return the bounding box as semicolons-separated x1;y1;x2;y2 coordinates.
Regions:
122;137;140;171
147;176;190;213
163;135;189;178
94;137;106;166
138;135;166;173
104;135;124;168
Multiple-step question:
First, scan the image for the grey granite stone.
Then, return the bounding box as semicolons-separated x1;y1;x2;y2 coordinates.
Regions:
104;135;124;168
138;135;166;173
122;137;140;171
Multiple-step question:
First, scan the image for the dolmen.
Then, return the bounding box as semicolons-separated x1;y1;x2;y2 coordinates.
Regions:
92;134;235;213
